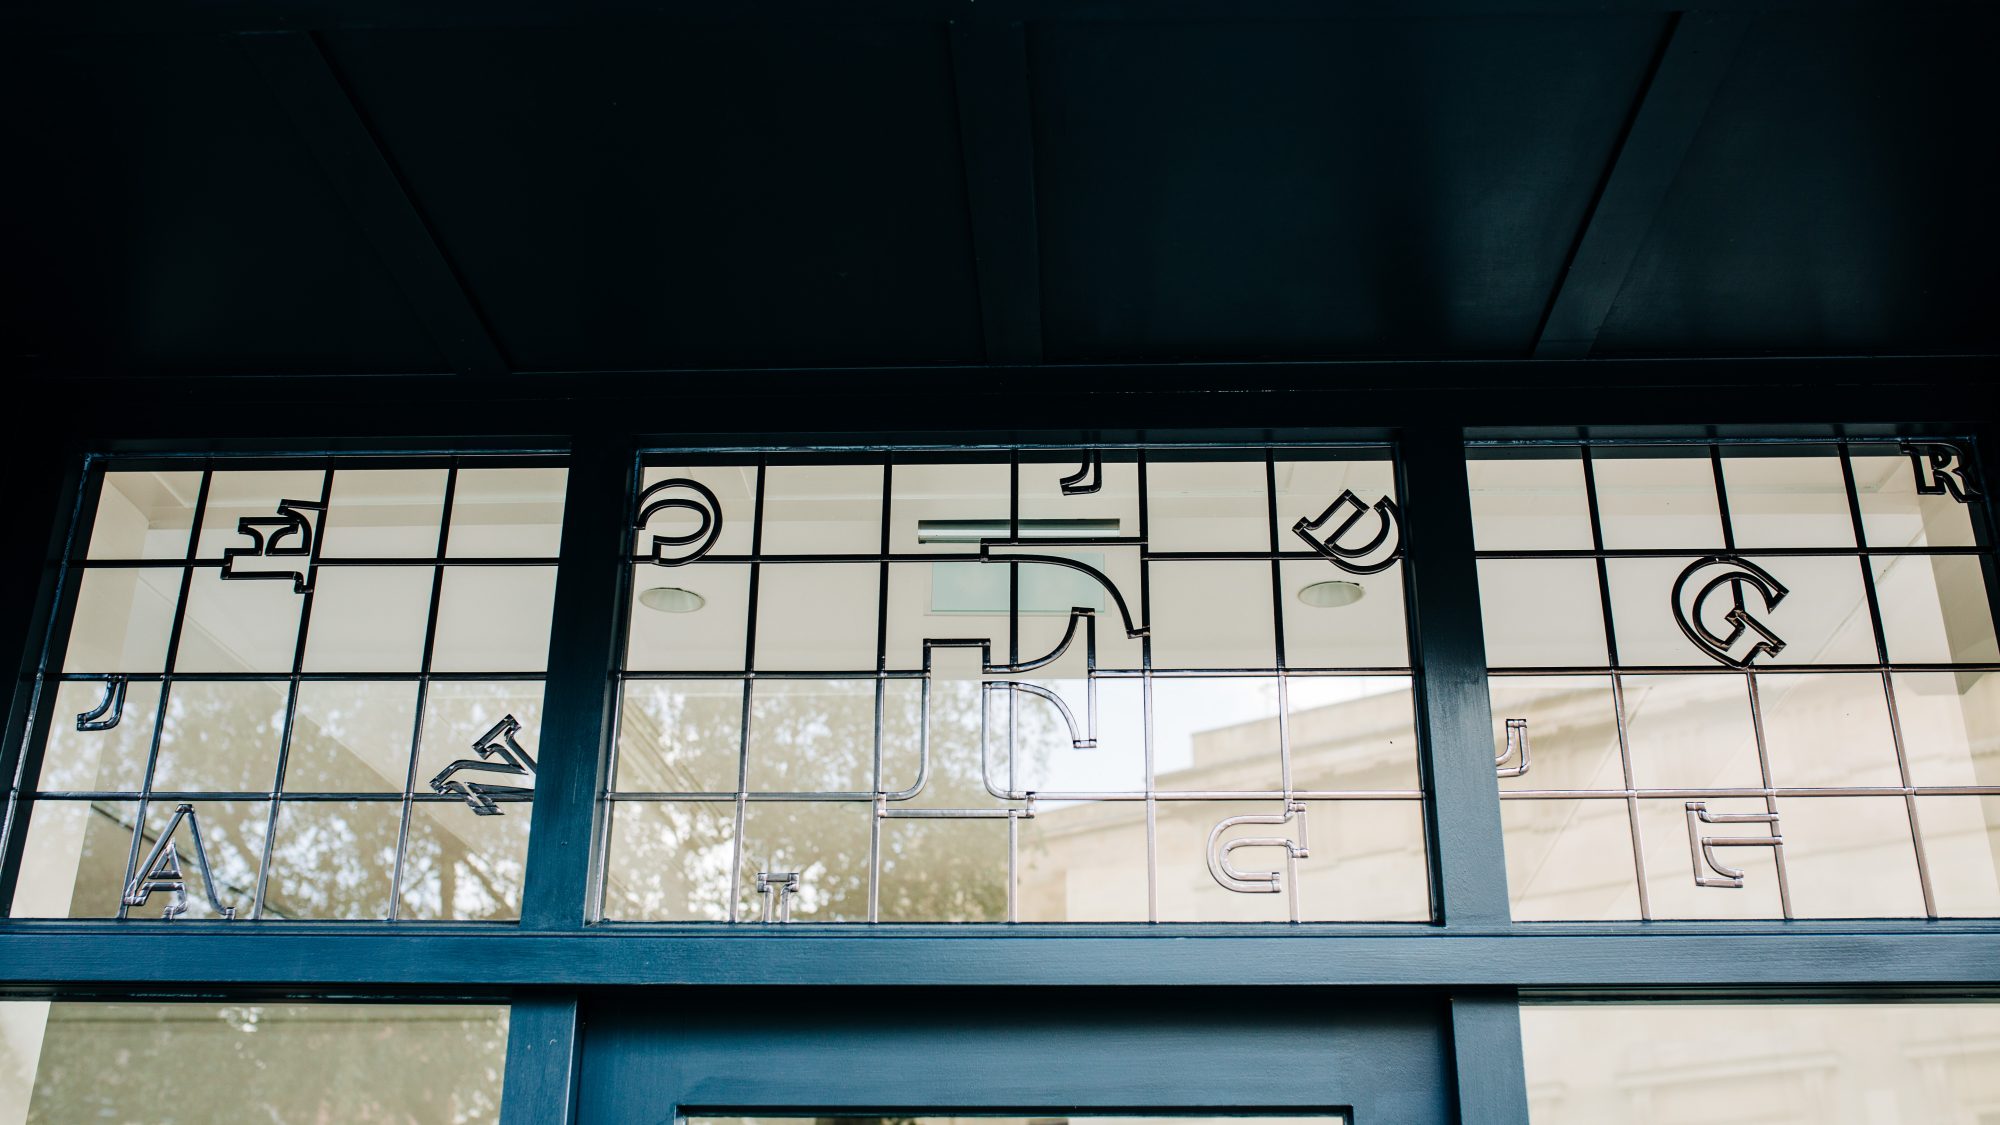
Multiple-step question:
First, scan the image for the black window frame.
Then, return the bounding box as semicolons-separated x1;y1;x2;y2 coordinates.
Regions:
1;366;1994;1125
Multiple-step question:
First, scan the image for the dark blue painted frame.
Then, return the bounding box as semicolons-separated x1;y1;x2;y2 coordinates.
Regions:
0;365;1994;1125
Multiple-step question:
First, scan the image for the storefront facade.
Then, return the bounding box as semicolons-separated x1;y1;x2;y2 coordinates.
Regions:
2;3;1997;1122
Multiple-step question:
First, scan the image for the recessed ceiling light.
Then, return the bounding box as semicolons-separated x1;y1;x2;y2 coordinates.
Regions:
1297;580;1364;608
638;586;705;613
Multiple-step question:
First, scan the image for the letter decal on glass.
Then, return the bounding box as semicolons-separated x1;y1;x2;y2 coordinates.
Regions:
1496;717;1530;778
220;498;326;593
1207;802;1311;893
429;715;537;815
76;676;127;732
1059;451;1103;495
1684;801;1783;889
1902;441;1981;502
1671;555;1790;668
1292;490;1402;574
636;478;723;566
756;871;800;922
123;803;237;919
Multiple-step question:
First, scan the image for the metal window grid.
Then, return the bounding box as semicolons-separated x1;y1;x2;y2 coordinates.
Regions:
603;445;1424;923
1473;436;2000;920
4;454;564;921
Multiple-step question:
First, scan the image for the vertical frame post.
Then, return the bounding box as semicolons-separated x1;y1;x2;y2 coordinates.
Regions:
1400;426;1512;927
501;993;582;1125
1448;991;1532;1125
1402;427;1532;1122
521;433;637;930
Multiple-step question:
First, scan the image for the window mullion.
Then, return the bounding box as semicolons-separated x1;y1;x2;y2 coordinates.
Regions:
1449;991;1531;1125
501;993;582;1125
520;433;636;930
1400;426;1512;927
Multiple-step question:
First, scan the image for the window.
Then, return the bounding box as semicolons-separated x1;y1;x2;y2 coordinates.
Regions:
8;458;566;921
0;1000;509;1122
602;449;1428;922
1469;439;2000;920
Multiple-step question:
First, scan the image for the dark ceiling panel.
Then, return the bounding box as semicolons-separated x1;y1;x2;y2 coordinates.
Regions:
321;26;984;372
1593;11;2000;357
0;35;446;376
1030;16;1665;363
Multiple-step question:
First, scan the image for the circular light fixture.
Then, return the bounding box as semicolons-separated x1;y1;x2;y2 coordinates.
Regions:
638;586;706;613
1297;580;1365;608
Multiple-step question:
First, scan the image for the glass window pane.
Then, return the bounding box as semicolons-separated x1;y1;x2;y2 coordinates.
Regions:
1521;1002;2000;1125
1280;559;1407;668
1153;677;1283;793
175;568;305;673
7;800;140;918
1273;455;1399;563
1919;795;2000;917
734;799;872;921
1873;554;2000;664
61;567;180;673
35;680;160;793
1896;670;2000;786
1758;672;1902;788
446;466;566;557
1145;459;1269;552
1019;797;1150;921
153;681;288;793
1718;446;1856;547
887;461;1010;555
86;471;200;560
1502;797;1641;921
300;565;435;672
1467;450;1594;551
399;800;529;921
637;464;757;558
1778;795;1924;918
1488;676;1622;794
122;799;268;921
746;679;877;793
1620;674;1762;790
1639;796;1783;920
627;562;750;671
1853;447;1978;547
194;469;326;558
759;463;883;555
319;468;448;558
751;562;878;670
262;800;402;920
1147;560;1276;669
1591;451;1723;549
429;566;557;672
0;1001;507;1123
615;680;745;793
1478;559;1608;667
601;800;734;921
877;816;1007;922
283;680;420;794
1289;676;1420;792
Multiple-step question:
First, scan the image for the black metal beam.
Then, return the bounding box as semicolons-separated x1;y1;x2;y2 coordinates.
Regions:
14;356;1992;448
2;0;1979;35
519;434;634;929
950;16;1045;365
3;924;1998;989
1448;993;1531;1125
1533;12;1749;359
241;32;509;378
499;994;582;1125
1402;427;1512;928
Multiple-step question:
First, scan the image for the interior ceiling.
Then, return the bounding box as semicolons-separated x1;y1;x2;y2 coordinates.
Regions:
1;2;1995;380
